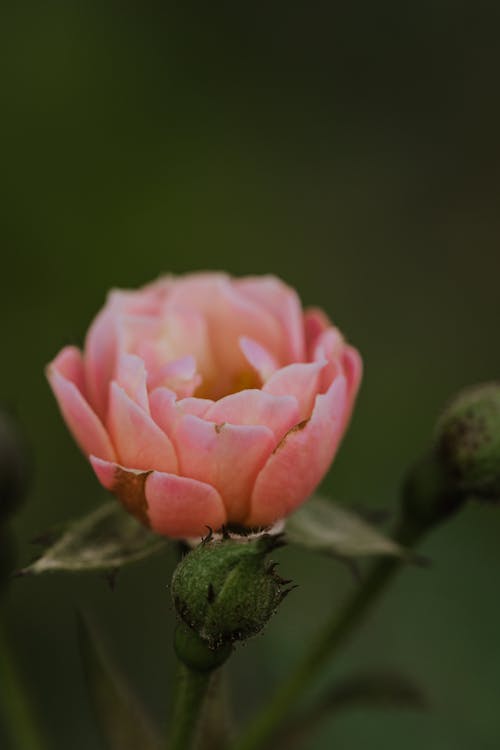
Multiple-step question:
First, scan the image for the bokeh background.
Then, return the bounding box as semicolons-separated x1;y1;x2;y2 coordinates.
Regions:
2;2;500;748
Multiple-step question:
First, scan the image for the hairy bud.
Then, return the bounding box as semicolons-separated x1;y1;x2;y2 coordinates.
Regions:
171;532;294;652
436;382;500;502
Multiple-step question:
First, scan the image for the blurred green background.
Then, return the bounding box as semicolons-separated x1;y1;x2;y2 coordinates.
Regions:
2;1;500;748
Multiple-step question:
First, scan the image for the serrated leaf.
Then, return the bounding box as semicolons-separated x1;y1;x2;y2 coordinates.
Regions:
18;501;167;575
285;496;408;559
77;612;162;750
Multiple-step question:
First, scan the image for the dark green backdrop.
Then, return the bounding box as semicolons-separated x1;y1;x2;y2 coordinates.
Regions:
1;2;500;748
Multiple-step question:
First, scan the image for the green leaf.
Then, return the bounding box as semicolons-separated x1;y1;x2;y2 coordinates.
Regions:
276;670;427;749
285;496;409;559
77;612;162;750
18;501;167;575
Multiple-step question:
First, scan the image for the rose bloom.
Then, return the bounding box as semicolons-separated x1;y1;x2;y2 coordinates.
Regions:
47;273;362;538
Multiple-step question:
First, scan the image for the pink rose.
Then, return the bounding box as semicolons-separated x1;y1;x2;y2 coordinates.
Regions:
47;273;362;538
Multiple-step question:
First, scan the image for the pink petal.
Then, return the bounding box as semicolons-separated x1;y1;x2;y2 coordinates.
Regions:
47;368;116;461
176;397;214;418
115;353;149;412
205;389;299;442
50;346;86;396
313;327;345;362
172;415;275;523
239;337;278;382
107;277;172;317
84;308;119;419
313;327;345;391
108;383;178;472
146;471;227;538
343;345;363;401
167;275;284;397
341;345;363;428
247;375;348;527
235;276;306;362
91;456;225;537
304;307;331;358
149;387;179;437
263;361;326;420
148;355;202;399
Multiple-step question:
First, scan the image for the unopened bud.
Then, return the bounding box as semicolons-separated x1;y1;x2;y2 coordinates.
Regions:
171;532;293;652
436;382;500;502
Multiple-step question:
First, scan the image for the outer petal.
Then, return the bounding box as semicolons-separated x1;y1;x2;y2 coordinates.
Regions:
84;307;119;419
146;471;227;538
172;415;275;523
263;361;326;420
205;389;299;442
47;368;116;461
304;307;331;358
247;375;348;527
313;327;345;391
90;456;226;538
108;383;178;472
342;345;363;428
343;345;363;402
50;346;86;395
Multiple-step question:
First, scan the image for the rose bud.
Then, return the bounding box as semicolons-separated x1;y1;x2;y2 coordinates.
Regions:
436;382;500;502
46;273;361;538
172;533;292;653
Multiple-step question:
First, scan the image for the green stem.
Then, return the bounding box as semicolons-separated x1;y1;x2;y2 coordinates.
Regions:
0;619;47;750
231;519;423;750
168;664;212;750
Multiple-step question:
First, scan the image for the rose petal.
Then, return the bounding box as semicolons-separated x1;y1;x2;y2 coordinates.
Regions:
172;415;275;523
108;383;178;472
50;346;86;396
47;368;116;461
146;471;227;538
304;307;331;358
263;361;326;420
205;389;299;441
149;387;179;437
84;308;118;419
235;275;306;362
167;275;284;397
176;397;214;418
148;355;202;399
343;345;363;402
239;337;279;382
313;327;344;362
247;375;348;527
115;353;149;412
341;345;363;428
90;456;226;537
